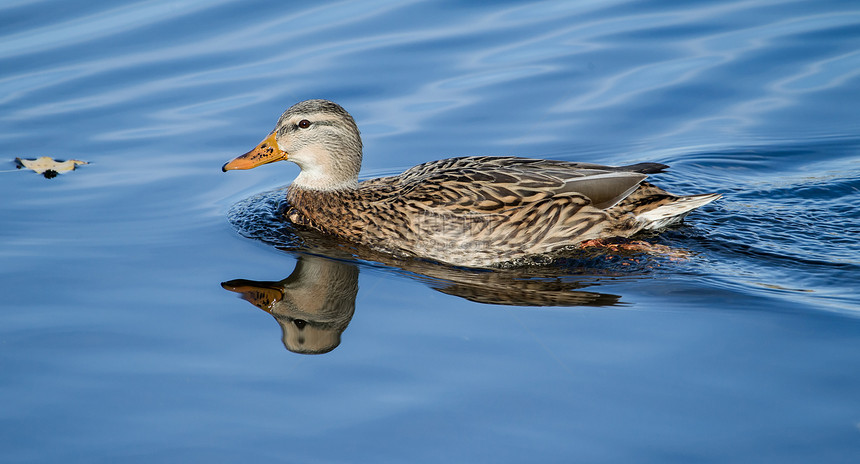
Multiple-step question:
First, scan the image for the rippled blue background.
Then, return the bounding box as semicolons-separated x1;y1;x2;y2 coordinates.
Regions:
2;1;859;462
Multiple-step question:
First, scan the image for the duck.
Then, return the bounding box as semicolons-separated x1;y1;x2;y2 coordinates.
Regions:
223;99;720;267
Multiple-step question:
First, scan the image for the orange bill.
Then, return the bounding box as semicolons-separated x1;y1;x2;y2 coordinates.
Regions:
222;132;285;172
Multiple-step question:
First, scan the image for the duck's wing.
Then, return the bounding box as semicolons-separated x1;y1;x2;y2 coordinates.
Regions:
381;156;651;211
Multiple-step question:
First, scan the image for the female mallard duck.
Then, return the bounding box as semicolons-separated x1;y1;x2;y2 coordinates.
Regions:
223;99;720;267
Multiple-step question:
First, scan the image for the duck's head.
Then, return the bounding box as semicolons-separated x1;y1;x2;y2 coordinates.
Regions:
222;99;363;190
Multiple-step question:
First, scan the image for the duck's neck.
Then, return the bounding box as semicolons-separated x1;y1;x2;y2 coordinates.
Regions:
293;170;359;191
288;143;362;191
287;183;355;203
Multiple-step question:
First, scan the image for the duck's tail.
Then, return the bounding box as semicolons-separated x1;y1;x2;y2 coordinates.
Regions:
636;193;722;230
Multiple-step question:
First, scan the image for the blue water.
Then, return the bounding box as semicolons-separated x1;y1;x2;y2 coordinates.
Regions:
2;1;860;462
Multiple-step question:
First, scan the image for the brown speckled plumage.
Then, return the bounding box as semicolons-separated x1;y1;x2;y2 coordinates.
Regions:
224;99;721;267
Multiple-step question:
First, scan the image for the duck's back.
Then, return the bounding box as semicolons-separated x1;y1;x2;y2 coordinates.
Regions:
361;156;662;209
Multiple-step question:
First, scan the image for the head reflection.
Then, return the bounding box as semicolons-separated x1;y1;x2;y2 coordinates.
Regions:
221;255;357;354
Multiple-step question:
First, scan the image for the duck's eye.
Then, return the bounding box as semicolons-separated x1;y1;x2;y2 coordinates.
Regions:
298;119;311;129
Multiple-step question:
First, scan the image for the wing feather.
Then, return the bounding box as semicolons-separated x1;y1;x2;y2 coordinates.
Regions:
363;156;648;211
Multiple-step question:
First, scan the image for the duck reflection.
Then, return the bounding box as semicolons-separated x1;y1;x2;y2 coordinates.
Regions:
221;255;357;355
221;252;621;354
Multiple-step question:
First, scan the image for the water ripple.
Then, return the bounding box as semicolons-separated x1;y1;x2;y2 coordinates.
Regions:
776;50;860;93
0;0;234;59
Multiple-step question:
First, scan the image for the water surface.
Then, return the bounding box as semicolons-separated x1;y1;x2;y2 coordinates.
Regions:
2;1;859;462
